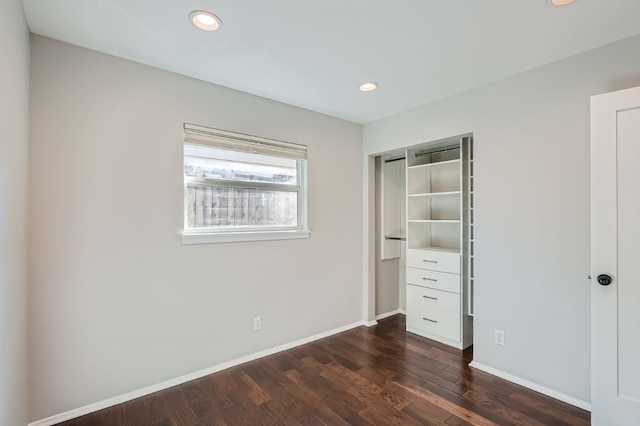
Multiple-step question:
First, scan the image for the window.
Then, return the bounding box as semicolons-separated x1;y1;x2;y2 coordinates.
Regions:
182;124;309;244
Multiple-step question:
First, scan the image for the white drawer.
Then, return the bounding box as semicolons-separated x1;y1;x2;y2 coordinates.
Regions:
406;302;461;342
407;284;460;312
406;268;460;293
407;249;460;274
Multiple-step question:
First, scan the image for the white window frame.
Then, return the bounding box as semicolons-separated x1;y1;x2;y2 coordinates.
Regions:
181;123;310;244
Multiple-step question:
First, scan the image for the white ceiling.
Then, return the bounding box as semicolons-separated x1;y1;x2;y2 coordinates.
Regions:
20;0;640;123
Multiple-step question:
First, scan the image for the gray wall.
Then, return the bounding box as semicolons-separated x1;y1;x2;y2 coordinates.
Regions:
363;34;640;404
28;36;363;422
0;0;30;425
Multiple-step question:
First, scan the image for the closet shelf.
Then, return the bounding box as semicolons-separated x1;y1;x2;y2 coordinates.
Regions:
408;191;461;198
407;158;461;172
408;219;461;224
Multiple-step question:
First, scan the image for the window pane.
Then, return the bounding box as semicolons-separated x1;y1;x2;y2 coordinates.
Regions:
184;154;297;185
186;185;298;229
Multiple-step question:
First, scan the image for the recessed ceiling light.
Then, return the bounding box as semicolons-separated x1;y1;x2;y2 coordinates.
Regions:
359;82;379;92
548;0;577;6
189;10;222;31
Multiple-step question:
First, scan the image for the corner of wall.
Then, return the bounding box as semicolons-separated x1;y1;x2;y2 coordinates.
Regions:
0;0;30;425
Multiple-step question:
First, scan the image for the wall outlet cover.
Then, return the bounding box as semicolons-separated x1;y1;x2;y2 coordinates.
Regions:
254;316;262;331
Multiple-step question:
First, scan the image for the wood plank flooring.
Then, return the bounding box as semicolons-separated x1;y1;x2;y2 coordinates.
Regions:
55;315;590;425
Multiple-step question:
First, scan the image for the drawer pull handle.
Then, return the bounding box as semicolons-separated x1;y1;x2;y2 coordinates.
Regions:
422;295;438;300
422;277;438;282
423;317;438;323
423;259;438;263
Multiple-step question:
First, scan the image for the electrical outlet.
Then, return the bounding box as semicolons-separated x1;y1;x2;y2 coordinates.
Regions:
495;329;505;346
254;316;262;331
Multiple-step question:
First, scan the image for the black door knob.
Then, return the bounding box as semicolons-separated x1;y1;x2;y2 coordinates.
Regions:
597;274;613;286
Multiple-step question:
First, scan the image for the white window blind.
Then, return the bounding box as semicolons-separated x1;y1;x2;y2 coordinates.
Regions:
184;123;307;160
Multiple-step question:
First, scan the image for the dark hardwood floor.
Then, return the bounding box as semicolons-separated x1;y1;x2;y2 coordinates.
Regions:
56;315;590;425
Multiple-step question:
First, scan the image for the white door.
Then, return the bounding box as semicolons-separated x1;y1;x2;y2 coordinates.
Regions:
591;85;640;425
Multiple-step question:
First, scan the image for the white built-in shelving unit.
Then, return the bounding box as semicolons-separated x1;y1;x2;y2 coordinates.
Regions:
405;136;474;349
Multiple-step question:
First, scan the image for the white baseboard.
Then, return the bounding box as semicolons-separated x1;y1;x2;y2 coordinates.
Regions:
29;320;367;426
375;309;405;320
469;361;591;412
364;319;378;327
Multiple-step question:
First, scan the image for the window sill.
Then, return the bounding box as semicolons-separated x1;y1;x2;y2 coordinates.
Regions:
181;229;311;245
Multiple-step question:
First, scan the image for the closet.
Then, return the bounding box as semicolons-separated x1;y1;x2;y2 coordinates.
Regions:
376;135;473;350
404;136;474;349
